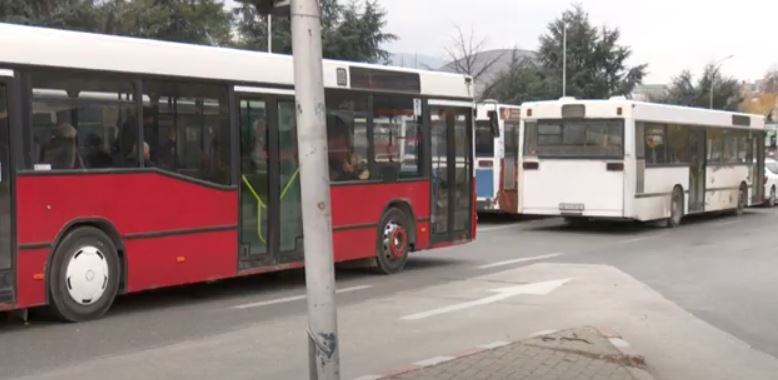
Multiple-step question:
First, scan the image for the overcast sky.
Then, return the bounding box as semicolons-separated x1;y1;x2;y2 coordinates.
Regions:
378;0;776;84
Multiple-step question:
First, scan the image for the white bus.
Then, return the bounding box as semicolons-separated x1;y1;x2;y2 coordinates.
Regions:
475;102;522;214
519;98;766;226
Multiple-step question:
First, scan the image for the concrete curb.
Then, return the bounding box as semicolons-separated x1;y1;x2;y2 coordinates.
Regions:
352;326;656;380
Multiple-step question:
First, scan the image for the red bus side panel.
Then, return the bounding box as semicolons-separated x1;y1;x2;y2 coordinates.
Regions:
16;173;237;244
16;172;238;297
330;180;430;260
16;248;48;308
125;230;237;292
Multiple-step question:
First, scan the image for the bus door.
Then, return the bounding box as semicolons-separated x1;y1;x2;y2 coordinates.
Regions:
0;74;15;304
499;115;521;213
236;92;304;271
430;105;473;243
688;127;706;212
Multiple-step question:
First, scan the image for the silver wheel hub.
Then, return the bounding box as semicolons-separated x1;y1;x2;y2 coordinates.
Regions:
65;246;109;306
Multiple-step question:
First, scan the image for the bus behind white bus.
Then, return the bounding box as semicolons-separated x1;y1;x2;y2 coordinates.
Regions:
475;102;522;214
519;98;766;226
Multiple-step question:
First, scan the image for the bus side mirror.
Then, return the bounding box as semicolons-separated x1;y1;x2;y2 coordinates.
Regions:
488;110;500;138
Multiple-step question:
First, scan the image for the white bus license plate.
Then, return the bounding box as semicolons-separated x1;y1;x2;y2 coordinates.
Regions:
559;203;585;212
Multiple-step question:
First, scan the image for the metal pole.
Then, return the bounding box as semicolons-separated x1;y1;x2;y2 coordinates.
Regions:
562;23;567;97
268;14;273;53
290;0;340;379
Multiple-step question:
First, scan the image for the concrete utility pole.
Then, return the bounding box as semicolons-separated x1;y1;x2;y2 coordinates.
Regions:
267;14;273;53
290;0;341;379
562;23;567;98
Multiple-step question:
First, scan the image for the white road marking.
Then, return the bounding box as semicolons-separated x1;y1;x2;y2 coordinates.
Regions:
412;356;454;367
401;278;571;321
478;341;511;350
478;224;519;233
476;253;564;269
351;376;380;380
232;285;373;310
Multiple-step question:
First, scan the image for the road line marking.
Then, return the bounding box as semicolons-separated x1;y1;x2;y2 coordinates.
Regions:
476;253;564;269
401;279;570;321
412;356;454;367
478;341;511;350
478;224;519;233
232;285;373;310
352;376;380;380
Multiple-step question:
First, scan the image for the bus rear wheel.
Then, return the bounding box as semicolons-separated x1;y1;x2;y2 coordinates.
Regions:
375;208;410;275
735;184;747;215
48;227;120;322
665;188;684;228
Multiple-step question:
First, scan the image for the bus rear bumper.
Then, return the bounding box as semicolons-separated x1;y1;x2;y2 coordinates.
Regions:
522;208;625;219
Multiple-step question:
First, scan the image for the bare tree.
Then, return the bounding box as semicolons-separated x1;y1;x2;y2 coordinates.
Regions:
444;25;504;82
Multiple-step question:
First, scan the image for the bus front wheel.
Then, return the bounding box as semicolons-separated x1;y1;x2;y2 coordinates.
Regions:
375;208;410;275
48;227;120;322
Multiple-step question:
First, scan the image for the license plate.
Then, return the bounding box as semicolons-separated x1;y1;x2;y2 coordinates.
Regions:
559;203;585;212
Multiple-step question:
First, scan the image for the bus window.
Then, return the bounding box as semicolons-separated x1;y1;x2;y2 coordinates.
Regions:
142;81;231;185
475;120;495;157
29;70;137;170
524;119;623;158
326;91;370;182
372;95;421;180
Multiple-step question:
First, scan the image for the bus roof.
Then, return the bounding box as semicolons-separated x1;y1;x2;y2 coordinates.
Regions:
0;23;473;99
521;98;765;129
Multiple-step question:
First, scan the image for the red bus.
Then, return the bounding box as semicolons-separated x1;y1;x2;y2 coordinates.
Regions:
0;24;476;321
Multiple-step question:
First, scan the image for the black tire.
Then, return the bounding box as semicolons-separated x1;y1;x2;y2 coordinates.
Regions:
735;184;747;216
665;187;684;228
48;227;120;322
375;208;411;275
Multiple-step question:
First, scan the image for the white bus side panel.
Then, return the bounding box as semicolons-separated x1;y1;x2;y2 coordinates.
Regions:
523;160;624;217
635;167;689;221
705;166;749;211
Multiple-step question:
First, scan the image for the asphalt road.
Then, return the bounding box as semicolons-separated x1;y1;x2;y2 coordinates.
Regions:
2;208;778;379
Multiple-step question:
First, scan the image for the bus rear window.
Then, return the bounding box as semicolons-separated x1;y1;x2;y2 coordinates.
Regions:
475;120;495;157
524;119;623;158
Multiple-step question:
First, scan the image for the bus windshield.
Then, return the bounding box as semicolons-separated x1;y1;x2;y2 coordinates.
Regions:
524;119;624;158
475;120;495;157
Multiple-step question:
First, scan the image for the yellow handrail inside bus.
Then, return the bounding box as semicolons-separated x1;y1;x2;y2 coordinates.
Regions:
241;175;267;244
241;167;301;244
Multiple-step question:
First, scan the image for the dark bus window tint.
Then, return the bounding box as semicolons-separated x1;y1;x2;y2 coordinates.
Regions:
372;95;422;180
30;71;137;170
722;131;738;164
142;81;230;185
326;91;370;182
737;131;749;163
524;119;623;158
707;129;723;164
667;124;689;164
645;124;667;165
475;120;494;157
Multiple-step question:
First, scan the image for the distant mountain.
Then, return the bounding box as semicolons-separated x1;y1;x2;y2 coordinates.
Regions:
388;53;447;71
439;48;536;97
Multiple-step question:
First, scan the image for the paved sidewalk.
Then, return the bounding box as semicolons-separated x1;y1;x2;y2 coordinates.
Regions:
377;327;655;380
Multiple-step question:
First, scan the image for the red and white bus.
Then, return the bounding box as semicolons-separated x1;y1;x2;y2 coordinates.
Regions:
0;24;476;321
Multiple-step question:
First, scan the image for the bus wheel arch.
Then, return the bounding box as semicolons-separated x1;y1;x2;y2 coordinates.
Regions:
46;225;121;322
374;203;414;275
